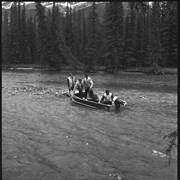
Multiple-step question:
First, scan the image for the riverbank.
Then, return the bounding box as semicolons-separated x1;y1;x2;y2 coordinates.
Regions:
2;64;177;75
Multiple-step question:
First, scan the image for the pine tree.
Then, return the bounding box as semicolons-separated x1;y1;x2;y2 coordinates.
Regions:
161;2;177;67
123;13;130;67
17;1;22;63
145;4;153;66
123;2;137;68
85;2;101;72
35;2;49;65
21;3;28;63
2;10;10;64
47;2;62;68
103;2;114;71
46;3;87;70
112;2;124;71
170;2;177;67
9;2;21;64
46;9;52;30
33;16;37;63
142;6;150;66
135;10;144;67
76;9;83;59
150;2;163;74
27;15;36;63
71;9;81;60
64;5;73;50
103;2;124;72
81;10;87;63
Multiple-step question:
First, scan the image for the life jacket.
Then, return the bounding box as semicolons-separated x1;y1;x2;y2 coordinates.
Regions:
103;92;113;101
83;77;93;89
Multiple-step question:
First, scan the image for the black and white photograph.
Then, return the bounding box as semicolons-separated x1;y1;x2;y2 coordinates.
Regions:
2;1;177;180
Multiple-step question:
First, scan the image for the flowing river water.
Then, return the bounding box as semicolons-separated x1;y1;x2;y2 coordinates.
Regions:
2;70;177;180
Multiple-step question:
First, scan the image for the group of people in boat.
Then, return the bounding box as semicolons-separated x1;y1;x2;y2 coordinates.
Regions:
67;73;126;108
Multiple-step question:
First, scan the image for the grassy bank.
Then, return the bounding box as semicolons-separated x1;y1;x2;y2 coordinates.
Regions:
2;64;177;74
125;67;177;74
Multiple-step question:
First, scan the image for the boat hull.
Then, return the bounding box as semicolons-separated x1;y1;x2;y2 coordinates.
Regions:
71;94;116;111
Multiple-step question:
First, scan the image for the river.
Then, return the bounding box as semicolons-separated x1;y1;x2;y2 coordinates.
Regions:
2;70;177;180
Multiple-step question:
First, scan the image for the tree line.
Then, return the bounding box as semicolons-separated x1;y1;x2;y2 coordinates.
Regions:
2;2;177;73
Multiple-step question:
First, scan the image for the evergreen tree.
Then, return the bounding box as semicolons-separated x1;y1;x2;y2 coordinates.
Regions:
27;15;36;63
161;2;177;67
123;2;137;68
104;2;124;72
64;5;73;50
71;9;80;60
33;16;37;63
103;2;114;70
145;4;153;66
72;9;88;63
9;2;21;64
142;6;150;66
47;2;63;68
55;10;67;64
2;10;10;64
170;2;177;67
49;3;87;70
135;10;144;67
3;1;176;70
35;2;49;65
21;3;28;63
85;2;101;72
81;10;87;63
150;2;163;74
46;9;52;30
112;2;124;70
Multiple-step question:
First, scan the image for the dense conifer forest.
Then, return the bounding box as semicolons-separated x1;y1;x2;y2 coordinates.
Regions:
2;2;177;73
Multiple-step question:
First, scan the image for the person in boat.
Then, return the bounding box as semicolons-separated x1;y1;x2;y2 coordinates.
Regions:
67;73;76;94
100;89;114;105
73;78;84;98
88;89;99;103
83;74;94;99
113;96;127;109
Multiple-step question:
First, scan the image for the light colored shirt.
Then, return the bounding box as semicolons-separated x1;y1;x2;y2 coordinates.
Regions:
67;76;76;90
83;76;93;89
103;92;113;101
73;80;83;95
113;96;118;101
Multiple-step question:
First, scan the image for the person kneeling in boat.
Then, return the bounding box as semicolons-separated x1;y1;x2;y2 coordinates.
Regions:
73;78;84;98
100;90;114;105
67;73;76;94
88;89;99;103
